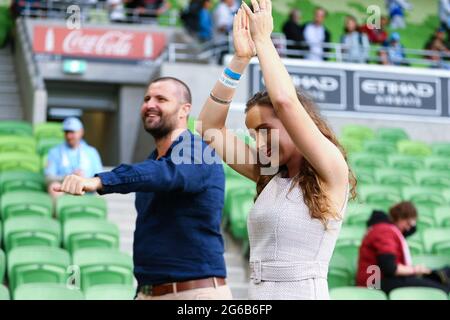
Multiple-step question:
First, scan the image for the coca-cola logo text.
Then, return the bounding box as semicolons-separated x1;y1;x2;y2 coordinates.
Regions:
62;31;133;56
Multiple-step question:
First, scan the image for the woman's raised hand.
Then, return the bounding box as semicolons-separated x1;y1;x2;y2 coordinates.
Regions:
241;0;274;43
233;7;256;59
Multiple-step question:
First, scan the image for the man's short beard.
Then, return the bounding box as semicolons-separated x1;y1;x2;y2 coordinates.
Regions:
143;116;177;140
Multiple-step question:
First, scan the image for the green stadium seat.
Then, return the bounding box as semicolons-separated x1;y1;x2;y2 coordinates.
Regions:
3;216;61;252
387;154;425;171
33;122;63;141
407;230;425;255
363;140;397;156
36;137;64;156
73;248;134;291
330;287;388;300
63;218;120;254
414;205;437;230
376;127;409;144
335;226;366;268
344;203;375;226
0;121;33;136
425;156;450;171
7;246;71;292
374;168;415;188
401;186;447;210
422;228;450;255
431;143;450;157
0;153;41;173
412;255;450;270
187;117;197;135
0;284;9;300
352;166;376;185
0;136;36;154
84;284;135;300
357;184;402;211
328;253;355;288
397;140;432;157
229;191;254;240
434;206;450;227
56;195;107;222
0;171;45;194
224;176;255;219
341;125;374;141
14;283;84;300
223;163;241;179
339;136;363;154
350;153;385;170
414;170;450;189
0;191;53;220
389;287;448;300
0;249;5;284
443;189;450;204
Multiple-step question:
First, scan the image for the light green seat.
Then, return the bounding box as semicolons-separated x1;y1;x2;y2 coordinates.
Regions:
363;140;397;156
229;191;254;240
84;284;135;300
444;189;450;204
374;168;415;188
387;154;425;171
223;163;241;179
344;203;375;226
414;205;437;230
34;122;63;141
425;156;450;171
330;287;387;300
56;195;107;222
407;231;425;255
0;152;41;173
3;216;61;253
0;121;33;136
397;140;432;157
328;253;355;288
422;228;450;255
0;171;45;194
0;249;5;284
36;137;64;156
7;246;71;292
88;8;109;23
14;283;84;300
350;153;385;170
0;284;9;300
376;127;409;144
63;218;120;254
224;176;255;219
412;255;450;270
335;226;366;268
341;125;374;141
434;206;450;227
401;186;447;210
414;170;450;190
340;136;363;154
0;191;53;220
187;117;198;135
431;143;450;157
389;287;448;300
358;184;402;211
0;136;36;154
352;166;376;185
73;248;134;291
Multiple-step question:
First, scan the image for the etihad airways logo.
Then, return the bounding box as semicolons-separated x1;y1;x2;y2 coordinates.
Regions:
361;80;435;98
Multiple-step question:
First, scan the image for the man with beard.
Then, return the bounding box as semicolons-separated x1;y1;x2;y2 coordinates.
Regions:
56;77;232;300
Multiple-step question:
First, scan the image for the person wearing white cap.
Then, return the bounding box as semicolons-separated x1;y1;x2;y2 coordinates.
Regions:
45;117;103;198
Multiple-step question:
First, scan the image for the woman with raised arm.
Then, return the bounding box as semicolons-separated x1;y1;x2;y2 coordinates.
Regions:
197;0;356;300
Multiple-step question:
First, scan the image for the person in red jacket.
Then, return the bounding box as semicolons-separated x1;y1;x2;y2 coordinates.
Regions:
357;201;450;294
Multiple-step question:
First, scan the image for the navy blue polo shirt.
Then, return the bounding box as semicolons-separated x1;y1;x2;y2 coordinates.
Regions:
96;130;226;286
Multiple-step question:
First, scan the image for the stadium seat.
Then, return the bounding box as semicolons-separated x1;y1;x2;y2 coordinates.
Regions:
7;246;71;292
0;136;36;154
73;248;134;291
425;156;450;171
434;206;450;227
0;248;5;284
412;255;450;270
36;137;64;156
330;287;388;300
339;136;363;154
376;127;409;144
397;140;432;157
223;163;241;179
3;216;61;252
414;170;450;190
335;226;366;268
33;122;63;141
0;153;41;173
229;191;254;240
187;117;197;135
414;205;437;230
431;143;450;157
0;171;45;194
389;287;448;300
401;186;447;210
56;195;107;222
224;176;255;218
0;191;53;220
422;228;450;255
357;184;402;211
352;166;376;185
328;253;355;288
363;140;397;156
14;283;84;300
84;284;135;300
407;230;425;255
341;125;374;141
0;121;33;136
350;153;385;170
0;284;9;300
344;203;375;226
387;154;425;171
63;218;120;253
374;168;415;188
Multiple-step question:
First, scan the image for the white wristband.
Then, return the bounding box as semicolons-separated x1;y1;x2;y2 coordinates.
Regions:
219;72;239;89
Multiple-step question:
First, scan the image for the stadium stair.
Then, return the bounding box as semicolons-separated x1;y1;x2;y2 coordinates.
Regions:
0;46;22;120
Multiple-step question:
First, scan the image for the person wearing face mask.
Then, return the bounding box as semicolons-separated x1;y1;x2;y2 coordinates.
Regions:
356;201;450;294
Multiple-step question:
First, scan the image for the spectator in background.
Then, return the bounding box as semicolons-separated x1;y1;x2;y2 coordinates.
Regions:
142;0;170;19
107;0;127;23
386;0;413;29
214;0;239;37
439;0;450;40
282;9;305;58
357;202;450;295
45;117;103;198
198;0;213;42
303;7;331;61
341;15;370;63
379;32;407;65
425;27;450;69
360;15;389;45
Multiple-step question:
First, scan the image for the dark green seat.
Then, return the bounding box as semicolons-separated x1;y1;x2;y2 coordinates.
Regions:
36;137;64;156
358;184;402;211
56;195;107;222
0;191;53;220
414;170;450;190
387;154;424;171
330;287;387;300
0;284;9;300
229;191;254;240
0;121;33;136
414;205;437;230
350;153;385;170
407;230;425;255
3;216;61;252
335;226;366;269
33;122;64;141
0;171;45;194
425;156;450;171
344;203;375;226
374;168;415;188
397;140;432;157
0;153;41;173
423;228;450;255
434;206;450;227
73;248;134;291
0;249;5;284
84;284;135;300
328;253;355;288
376;127;409;144
363;140;397;156
389;287;448;300
0;136;36;154
14;283;84;300
63;218;120;253
431;143;450;157
7;246;71;292
402;186;447;210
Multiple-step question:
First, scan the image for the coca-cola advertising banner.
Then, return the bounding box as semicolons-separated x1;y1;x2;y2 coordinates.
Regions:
33;25;166;61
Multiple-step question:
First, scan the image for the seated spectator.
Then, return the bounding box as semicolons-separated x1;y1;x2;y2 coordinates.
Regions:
107;0;127;23
379;32;408;65
213;0;239;37
141;0;170;19
180;0;202;36
424;27;450;69
302;7;331;61
341;15;370;63
360;15;389;45
45;117;103;198
357;202;450;295
386;0;413;29
198;0;213;42
282;9;305;58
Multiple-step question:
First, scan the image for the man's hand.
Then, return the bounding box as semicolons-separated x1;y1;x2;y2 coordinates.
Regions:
53;175;102;195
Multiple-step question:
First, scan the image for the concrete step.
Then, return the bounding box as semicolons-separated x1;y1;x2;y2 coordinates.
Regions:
0;85;19;94
0;94;20;105
0;73;16;82
0;65;14;72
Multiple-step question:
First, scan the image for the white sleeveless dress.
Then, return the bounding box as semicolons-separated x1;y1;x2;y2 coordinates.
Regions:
247;173;349;300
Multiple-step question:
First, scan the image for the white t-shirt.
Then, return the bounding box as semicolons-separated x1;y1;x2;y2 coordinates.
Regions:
303;23;326;61
214;2;239;35
107;0;126;21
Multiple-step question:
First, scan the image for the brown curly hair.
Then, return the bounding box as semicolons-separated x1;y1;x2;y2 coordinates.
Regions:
245;91;357;227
